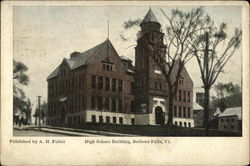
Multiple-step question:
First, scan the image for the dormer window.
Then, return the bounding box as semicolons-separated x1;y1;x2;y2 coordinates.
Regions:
61;69;67;76
179;77;184;85
102;60;114;72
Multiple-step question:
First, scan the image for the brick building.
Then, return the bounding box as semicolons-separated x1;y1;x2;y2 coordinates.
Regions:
47;8;194;127
218;107;242;132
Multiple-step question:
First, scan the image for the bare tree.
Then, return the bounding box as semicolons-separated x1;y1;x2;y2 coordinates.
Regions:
191;22;242;134
148;7;212;125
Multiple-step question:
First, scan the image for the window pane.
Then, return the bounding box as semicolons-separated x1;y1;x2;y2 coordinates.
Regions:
98;97;103;110
118;80;123;92
118;99;123;112
112;79;116;91
92;115;96;123
119;117;123;124
106;77;110;90
91;96;95;109
179;106;182;117
113;117;116;124
112;98;116;112
105;97;109;110
98;76;103;90
91;75;96;89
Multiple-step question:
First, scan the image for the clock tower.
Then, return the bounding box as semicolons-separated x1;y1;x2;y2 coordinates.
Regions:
134;8;168;125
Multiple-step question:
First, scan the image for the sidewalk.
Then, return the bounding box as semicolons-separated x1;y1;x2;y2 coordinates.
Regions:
43;126;139;137
14;125;139;136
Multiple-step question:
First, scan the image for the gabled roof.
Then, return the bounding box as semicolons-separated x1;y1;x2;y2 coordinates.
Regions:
120;55;132;62
193;102;204;110
141;8;160;25
218;107;242;120
47;39;115;80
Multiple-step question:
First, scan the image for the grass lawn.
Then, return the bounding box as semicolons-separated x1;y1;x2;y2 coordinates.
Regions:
54;123;241;137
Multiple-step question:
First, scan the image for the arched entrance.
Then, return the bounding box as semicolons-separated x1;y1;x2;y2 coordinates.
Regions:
155;106;165;125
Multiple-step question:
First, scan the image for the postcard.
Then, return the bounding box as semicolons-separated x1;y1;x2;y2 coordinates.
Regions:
1;1;249;165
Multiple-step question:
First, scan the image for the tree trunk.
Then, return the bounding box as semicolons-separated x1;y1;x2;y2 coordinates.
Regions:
203;87;210;136
35;116;37;125
167;85;174;126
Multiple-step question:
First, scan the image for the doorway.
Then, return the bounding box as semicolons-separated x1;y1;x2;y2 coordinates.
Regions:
155;106;165;125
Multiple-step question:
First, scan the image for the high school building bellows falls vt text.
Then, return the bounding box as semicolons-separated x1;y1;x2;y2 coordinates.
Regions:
47;9;194;127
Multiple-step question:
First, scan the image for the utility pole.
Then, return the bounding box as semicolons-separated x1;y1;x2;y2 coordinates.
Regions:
37;96;41;130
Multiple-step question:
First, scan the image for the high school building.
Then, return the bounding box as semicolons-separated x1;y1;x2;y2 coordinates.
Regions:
47;8;194;127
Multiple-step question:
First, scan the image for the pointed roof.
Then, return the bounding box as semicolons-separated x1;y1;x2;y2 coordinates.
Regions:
218;107;242;120
141;8;160;25
47;39;116;80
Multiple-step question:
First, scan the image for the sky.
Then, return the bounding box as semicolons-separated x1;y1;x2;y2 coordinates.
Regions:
13;5;242;112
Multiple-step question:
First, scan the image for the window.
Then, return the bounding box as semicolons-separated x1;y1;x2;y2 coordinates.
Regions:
131;101;135;113
119;117;123;124
141;76;145;87
178;90;182;101
99;116;103;123
103;64;105;70
178;106;182;117
224;125;227;129
106;77;110;90
221;119;223;122
98;76;103;90
91;75;96;89
188;122;191;127
184;122;187;127
105;97;109;110
175;91;178;101
155;81;157;89
91;96;96;109
113;117;117;124
118;99;123;112
183;107;186;118
187;108;191;118
159;82;162;90
179;122;182;127
92;115;96;123
97;97;103;110
179;78;184;85
183;91;186;102
106;116;110;123
75;78;78;92
174;106;177;117
131;118;135;125
112;79;116;91
112;98;116;112
78;77;82;90
187;91;191;102
118;80;123;92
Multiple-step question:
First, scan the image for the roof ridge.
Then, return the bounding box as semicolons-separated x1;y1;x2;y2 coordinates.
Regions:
85;40;107;64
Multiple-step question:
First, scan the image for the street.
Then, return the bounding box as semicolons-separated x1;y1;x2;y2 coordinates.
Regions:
13;129;67;137
13;126;137;137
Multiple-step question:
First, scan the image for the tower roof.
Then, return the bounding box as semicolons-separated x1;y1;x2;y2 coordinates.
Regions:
141;8;160;25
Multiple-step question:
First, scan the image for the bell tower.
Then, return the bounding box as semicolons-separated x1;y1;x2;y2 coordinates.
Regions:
134;8;168;125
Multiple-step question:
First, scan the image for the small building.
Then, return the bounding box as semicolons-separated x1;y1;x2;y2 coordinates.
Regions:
196;92;205;107
218;107;242;132
193;102;204;127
